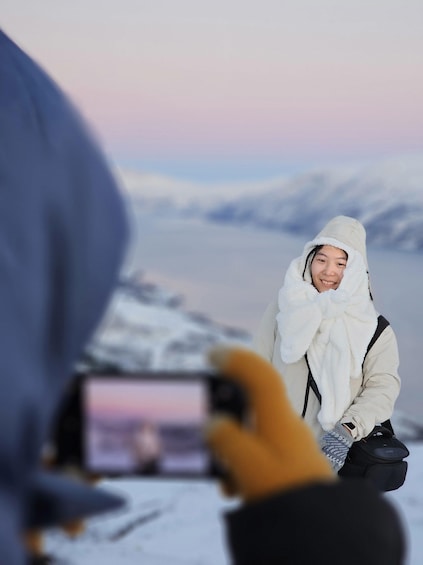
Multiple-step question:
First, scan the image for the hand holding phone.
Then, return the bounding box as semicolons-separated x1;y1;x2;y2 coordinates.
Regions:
205;346;334;500
52;370;247;479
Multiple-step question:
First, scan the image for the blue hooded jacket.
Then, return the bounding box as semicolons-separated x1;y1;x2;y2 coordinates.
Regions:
0;29;128;563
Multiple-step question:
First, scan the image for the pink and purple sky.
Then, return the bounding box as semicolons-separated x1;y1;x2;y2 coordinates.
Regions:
2;0;423;181
86;378;206;424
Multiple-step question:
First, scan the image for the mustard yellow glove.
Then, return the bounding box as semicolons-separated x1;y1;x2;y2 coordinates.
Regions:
23;530;44;557
205;346;334;501
24;520;85;562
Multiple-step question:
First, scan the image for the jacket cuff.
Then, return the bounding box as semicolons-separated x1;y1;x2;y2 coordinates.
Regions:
340;419;358;439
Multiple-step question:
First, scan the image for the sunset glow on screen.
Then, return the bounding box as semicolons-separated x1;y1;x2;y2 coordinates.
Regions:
85;376;207;425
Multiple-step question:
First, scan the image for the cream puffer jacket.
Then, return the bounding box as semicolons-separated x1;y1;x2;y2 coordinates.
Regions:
253;298;401;441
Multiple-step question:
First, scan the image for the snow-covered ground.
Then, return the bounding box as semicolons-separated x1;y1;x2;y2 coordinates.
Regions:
45;442;422;564
388;443;423;565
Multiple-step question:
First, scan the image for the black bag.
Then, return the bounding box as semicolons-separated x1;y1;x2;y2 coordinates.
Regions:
338;423;410;491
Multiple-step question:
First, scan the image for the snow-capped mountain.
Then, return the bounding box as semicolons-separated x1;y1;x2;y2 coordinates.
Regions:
117;154;423;253
82;272;251;373
207;155;423;252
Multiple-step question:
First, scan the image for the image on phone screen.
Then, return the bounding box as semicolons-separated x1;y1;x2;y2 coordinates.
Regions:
84;376;211;476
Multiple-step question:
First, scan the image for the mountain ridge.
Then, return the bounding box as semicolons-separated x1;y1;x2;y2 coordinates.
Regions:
118;154;423;253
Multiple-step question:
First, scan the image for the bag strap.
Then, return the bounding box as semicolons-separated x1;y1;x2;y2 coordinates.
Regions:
301;315;390;419
365;315;390;356
380;419;394;434
368;424;394;439
362;315;394;433
301;354;321;417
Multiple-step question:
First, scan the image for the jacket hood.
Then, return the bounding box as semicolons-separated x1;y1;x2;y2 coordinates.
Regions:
0;29;128;554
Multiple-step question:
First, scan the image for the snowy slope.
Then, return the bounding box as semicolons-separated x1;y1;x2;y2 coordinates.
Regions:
83;272;251;373
45;443;423;565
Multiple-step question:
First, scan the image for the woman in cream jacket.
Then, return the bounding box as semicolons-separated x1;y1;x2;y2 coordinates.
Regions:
253;215;401;471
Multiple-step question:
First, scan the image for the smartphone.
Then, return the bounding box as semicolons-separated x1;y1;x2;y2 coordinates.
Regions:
52;370;247;478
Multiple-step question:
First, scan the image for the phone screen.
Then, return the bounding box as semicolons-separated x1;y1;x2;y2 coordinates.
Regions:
83;376;211;476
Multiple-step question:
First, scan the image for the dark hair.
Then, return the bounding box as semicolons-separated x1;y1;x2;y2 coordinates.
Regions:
302;245;323;280
368;272;374;301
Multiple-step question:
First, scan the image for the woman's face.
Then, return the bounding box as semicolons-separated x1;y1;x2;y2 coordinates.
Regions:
310;245;347;292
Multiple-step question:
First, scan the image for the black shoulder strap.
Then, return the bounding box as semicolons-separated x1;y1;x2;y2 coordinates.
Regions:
365;315;393;434
365;315;390;358
301;315;390;418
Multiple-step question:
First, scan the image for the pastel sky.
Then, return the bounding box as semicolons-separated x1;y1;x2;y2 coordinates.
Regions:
2;0;423;180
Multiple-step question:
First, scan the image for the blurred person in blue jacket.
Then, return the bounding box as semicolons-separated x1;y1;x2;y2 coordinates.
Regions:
0;28;128;564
